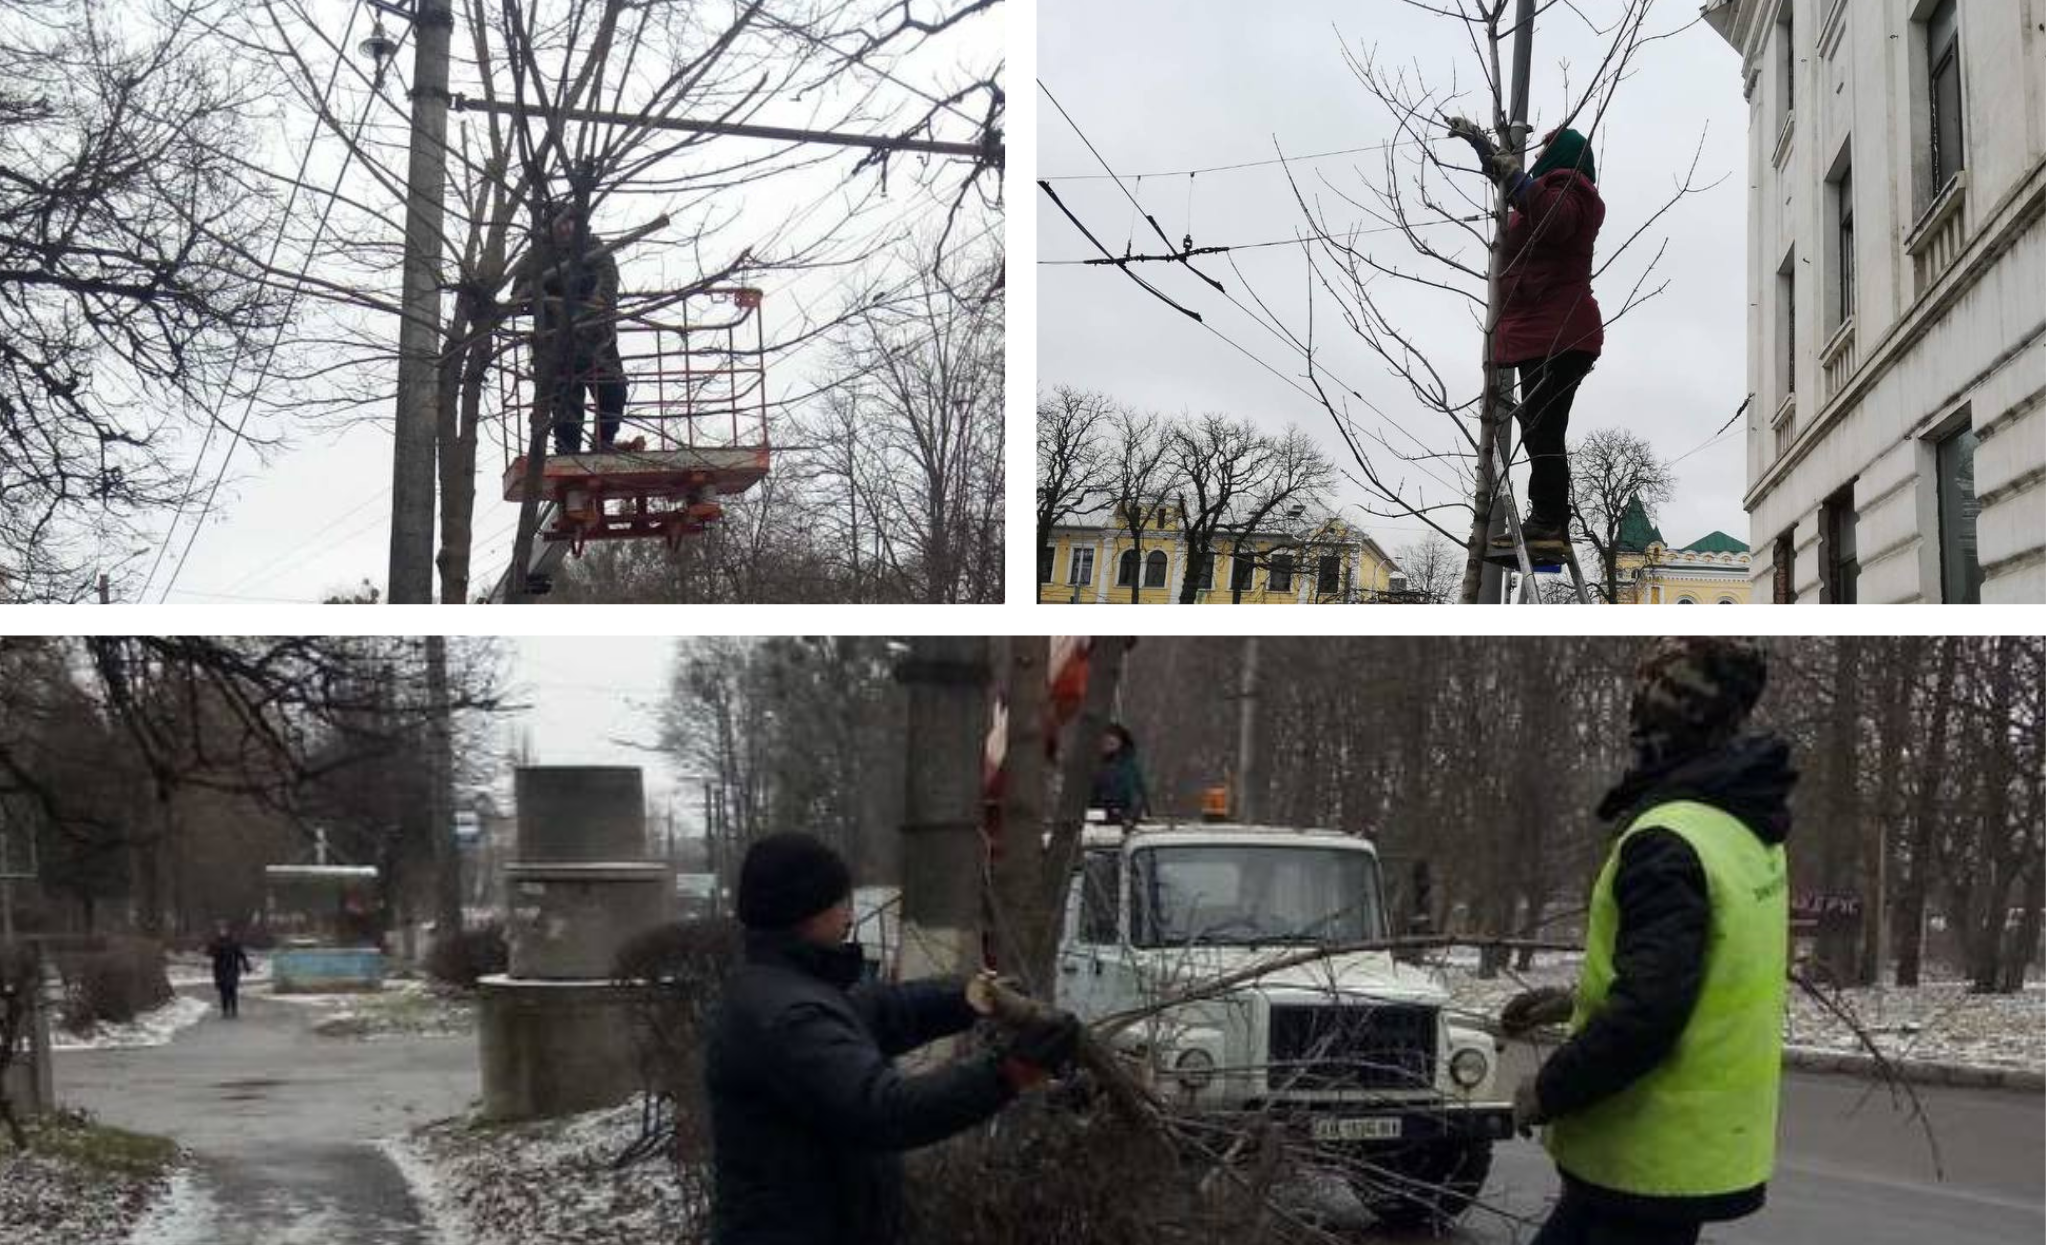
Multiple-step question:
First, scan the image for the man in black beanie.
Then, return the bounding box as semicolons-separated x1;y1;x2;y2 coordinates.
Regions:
706;831;1082;1243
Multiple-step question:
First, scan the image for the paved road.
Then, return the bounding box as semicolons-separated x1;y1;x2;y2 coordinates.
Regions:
1446;1044;2046;1244
54;987;477;1244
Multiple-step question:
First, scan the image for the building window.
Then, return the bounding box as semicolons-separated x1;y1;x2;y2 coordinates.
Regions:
1038;545;1054;583
1269;553;1294;593
1937;423;1984;603
1230;552;1254;593
1067;547;1094;587
1717;596;1737;604
1116;548;1140;587
1928;0;1963;192
1144;549;1168;587
1822;487;1857;603
1676;596;1696;604
1828;158;1855;333
1772;529;1796;603
1193;552;1215;590
1779;246;1797;398
1777;4;1795;128
1317;553;1341;594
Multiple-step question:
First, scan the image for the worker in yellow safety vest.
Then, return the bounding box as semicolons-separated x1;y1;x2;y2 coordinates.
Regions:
1500;637;1795;1245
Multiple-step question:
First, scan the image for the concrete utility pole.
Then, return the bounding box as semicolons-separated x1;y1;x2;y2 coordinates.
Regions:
895;637;990;984
1474;0;1538;605
1235;636;1260;823
386;0;456;604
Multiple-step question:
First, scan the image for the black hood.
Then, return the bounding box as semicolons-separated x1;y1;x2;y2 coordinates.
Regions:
1596;731;1797;846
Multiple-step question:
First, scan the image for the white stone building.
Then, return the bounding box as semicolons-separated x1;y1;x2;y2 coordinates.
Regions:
1704;0;2044;602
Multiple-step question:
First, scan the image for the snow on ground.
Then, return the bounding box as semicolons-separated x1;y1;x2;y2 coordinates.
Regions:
52;993;212;1052
391;1101;702;1244
0;1113;177;1244
1437;955;2045;1073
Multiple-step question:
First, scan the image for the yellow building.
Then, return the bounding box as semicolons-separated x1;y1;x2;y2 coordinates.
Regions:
1607;498;1753;604
1038;504;1404;604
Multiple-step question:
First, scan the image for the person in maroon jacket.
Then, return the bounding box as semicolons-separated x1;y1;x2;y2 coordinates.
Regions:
1451;121;1606;561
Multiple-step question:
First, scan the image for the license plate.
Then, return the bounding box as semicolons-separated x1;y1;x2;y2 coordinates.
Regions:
1311;1116;1403;1142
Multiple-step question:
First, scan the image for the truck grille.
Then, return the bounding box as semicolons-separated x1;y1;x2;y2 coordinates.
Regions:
1266;1002;1437;1092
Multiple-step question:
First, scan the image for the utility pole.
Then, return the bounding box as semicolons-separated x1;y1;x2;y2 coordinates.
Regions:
96;574;109;604
1473;0;1538;605
386;0;456;603
1235;636;1260;823
895;638;989;985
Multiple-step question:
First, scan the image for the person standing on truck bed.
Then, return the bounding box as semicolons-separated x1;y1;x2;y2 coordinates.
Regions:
705;832;1082;1243
1500;637;1796;1245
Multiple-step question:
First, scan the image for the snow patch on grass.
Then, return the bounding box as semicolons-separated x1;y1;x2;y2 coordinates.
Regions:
1441;958;2044;1073
0;1114;177;1244
391;1102;704;1244
52;992;212;1052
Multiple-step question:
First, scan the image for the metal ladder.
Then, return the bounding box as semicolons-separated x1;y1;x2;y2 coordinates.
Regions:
1482;420;1594;604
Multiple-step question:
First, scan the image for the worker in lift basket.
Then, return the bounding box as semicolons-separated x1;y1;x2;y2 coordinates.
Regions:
705;832;1082;1243
1500;637;1797;1244
524;206;631;456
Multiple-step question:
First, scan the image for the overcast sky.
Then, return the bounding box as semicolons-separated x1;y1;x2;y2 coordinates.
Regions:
500;635;688;827
125;3;1001;604
1036;0;1752;560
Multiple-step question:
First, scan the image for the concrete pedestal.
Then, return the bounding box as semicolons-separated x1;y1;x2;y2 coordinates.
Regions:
515;767;647;860
477;975;643;1120
505;862;672;979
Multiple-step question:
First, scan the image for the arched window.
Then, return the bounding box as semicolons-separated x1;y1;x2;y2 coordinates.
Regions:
1717;596;1737;604
1676;596;1697;604
1144;549;1168;587
1116;548;1140;587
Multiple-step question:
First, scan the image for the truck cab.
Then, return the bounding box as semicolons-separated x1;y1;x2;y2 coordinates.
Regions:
1056;818;1512;1227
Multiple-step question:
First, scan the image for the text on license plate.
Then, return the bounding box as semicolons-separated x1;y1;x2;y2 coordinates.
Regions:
1311;1116;1403;1142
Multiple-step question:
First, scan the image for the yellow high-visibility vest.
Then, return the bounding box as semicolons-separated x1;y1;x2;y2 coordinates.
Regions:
1547;800;1787;1197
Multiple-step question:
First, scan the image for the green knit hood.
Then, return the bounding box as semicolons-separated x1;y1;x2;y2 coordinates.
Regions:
1530;128;1596;184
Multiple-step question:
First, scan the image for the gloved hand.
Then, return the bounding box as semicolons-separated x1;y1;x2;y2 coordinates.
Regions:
964;970;1002;1018
1499;985;1574;1036
1445;114;1498;163
1511;1075;1545;1138
1487;150;1524;184
998;1011;1083;1091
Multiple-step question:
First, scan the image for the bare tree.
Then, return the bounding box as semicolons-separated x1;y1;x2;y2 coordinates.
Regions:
0;0;293;601
1034;387;1115;558
1395;537;1462;604
1167;417;1335;605
1262;1;1714;601
1102;406;1174;603
1569;427;1675;602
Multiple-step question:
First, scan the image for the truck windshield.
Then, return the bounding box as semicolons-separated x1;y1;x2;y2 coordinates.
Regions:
1129;844;1383;947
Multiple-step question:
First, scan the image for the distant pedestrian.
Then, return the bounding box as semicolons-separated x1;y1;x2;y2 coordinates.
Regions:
205;921;254;1018
706;832;1081;1243
1089;722;1149;824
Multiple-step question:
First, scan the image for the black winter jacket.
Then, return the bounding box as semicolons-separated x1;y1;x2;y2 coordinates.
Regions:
1536;733;1797;1225
705;930;1013;1243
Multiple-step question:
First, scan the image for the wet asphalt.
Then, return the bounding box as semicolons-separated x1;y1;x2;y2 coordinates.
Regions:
54;987;478;1244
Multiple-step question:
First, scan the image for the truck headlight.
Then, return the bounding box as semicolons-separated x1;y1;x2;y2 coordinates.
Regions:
1449;1046;1489;1089
1173;1047;1216;1092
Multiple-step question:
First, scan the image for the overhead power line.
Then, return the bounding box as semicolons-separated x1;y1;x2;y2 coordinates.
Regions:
1039;136;1427;182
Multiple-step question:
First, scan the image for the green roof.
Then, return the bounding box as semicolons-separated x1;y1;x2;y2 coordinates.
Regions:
1616;496;1665;552
1682;530;1749;554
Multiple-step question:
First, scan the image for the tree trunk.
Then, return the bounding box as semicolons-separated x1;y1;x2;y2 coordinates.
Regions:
426;637;463;950
1895;638;1959;987
993;637;1052;993
1860;641;1912;984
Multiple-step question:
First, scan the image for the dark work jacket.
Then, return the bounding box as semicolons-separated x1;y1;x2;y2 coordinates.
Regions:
1089;752;1149;822
705;930;1012;1243
206;937;252;987
1537;733;1798;1225
1494;169;1606;365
